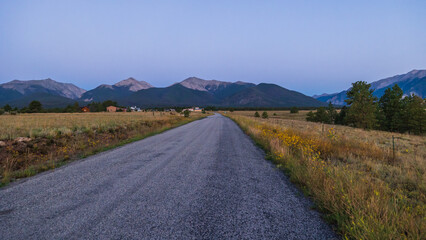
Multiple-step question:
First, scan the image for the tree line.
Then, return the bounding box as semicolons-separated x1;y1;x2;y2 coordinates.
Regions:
0;100;204;114
306;81;425;135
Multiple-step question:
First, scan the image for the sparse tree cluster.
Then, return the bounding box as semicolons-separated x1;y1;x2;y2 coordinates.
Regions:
307;82;425;134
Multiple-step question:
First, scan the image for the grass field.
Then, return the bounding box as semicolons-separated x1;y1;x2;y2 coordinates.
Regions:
225;111;425;239
0;112;206;186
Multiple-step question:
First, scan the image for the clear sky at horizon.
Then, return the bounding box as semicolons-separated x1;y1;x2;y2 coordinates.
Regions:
1;0;425;95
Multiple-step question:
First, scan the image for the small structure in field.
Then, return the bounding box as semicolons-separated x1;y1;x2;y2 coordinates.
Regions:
181;107;203;113
80;106;90;112
106;106;127;112
130;106;141;112
193;107;202;112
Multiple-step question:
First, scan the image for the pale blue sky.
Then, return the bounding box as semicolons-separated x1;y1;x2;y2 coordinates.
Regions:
1;0;425;95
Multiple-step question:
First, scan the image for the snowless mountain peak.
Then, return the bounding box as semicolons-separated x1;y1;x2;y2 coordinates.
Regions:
0;78;86;99
114;77;153;91
177;77;246;92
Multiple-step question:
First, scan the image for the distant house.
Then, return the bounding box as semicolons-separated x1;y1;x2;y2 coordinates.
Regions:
193;107;202;112
181;107;203;113
80;106;90;112
106;106;127;112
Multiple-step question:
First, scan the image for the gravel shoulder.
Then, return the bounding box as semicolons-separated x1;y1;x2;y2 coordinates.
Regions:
0;113;336;239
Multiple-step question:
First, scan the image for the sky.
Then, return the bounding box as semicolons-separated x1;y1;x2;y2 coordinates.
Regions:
0;0;425;96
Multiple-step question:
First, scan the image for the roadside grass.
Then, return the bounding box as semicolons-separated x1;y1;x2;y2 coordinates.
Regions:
226;113;425;240
0;112;208;186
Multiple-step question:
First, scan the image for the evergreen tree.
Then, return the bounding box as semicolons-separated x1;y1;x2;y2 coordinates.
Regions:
262;111;268;118
378;84;403;131
315;107;329;123
29;100;43;113
401;94;425;134
306;111;315;122
326;102;337;124
345;81;377;129
73;102;80;112
254;111;260;117
335;106;347;125
3;104;12;112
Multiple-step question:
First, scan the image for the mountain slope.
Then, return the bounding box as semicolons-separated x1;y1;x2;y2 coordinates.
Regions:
1;77;327;108
122;79;324;107
223;83;327;107
122;84;219;107
113;77;152;91
0;87;23;103
314;70;426;105
2;92;77;108
80;78;152;102
0;78;86;99
175;77;255;98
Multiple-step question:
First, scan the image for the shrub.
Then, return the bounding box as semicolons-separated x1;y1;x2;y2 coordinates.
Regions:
183;110;190;117
0;109;4;115
262;111;268;119
290;107;299;113
254;111;260;117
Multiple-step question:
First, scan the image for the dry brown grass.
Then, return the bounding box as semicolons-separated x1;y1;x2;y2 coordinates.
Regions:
0;112;183;140
0;112;206;185
226;111;425;239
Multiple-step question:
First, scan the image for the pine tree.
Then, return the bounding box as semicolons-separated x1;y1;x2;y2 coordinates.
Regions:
315;107;329;123
378;84;403;132
262;111;268;119
306;111;315;122
335;106;347;125
345;81;377;129
254;111;260;117
401;94;425;134
326;102;337;124
29;101;43;113
3;104;12;112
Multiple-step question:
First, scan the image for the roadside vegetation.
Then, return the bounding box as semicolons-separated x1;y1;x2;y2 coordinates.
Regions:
0;112;207;186
226;111;425;239
307;82;425;135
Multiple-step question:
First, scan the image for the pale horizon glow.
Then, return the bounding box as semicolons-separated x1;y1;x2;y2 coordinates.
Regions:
1;1;425;95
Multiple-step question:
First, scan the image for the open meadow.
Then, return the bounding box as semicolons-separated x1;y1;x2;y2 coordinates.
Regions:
0;111;206;185
225;110;425;239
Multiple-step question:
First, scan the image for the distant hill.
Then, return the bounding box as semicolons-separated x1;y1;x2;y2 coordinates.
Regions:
313;70;426;105
123;84;220;107
0;78;86;99
0;78;85;108
121;78;326;107
80;77;152;102
2;92;77;108
223;83;326;107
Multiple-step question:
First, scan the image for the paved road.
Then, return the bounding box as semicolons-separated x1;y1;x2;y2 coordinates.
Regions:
0;114;336;239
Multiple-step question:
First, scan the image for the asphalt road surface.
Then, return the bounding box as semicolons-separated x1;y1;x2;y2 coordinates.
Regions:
0;114;336;239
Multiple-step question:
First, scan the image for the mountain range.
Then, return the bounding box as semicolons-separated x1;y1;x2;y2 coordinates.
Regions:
0;77;326;108
313;70;425;105
1;69;423;109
